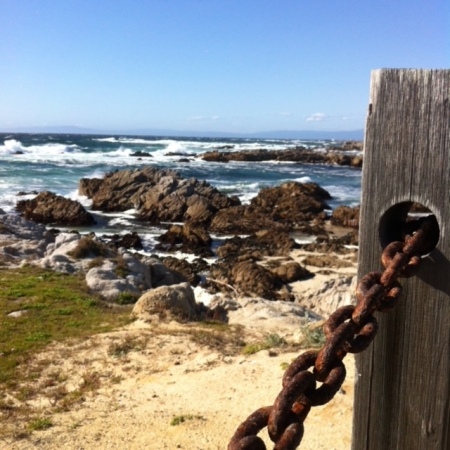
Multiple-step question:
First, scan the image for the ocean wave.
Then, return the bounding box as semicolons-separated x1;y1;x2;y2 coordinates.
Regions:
0;139;80;156
93;137;160;145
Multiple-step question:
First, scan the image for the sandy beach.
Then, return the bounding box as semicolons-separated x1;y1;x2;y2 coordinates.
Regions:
2;244;357;450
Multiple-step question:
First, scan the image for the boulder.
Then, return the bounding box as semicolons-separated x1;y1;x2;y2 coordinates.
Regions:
301;233;358;254
160;256;205;286
155;222;213;257
295;276;357;317
79;167;240;225
132;282;198;321
331;205;360;228
247;182;331;227
0;209;55;266
209;206;288;234
266;260;313;283
85;252;152;301
148;259;188;287
103;232;143;250
79;167;180;212
226;297;322;338
16;191;95;226
216;231;297;261
231;260;281;300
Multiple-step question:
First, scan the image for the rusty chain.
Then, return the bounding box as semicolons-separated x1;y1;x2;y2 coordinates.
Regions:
228;215;436;450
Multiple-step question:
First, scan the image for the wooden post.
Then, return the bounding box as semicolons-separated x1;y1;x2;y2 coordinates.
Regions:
352;69;450;449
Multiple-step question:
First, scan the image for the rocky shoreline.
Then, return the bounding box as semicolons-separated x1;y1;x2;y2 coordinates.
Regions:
2;147;360;326
1;146;361;448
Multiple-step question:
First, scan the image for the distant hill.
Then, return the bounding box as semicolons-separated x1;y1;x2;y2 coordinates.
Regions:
0;125;364;141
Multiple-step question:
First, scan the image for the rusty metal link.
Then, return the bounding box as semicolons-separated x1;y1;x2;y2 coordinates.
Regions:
228;215;436;450
324;305;379;354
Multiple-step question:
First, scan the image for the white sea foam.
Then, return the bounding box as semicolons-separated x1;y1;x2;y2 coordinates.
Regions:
1;139;80;158
165;141;186;154
108;146;133;157
87;169;107;179
294;176;312;183
93;137;157;145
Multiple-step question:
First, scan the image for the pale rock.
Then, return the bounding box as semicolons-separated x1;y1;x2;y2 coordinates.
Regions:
227;297;322;339
296;275;357;317
132;282;198;321
85;256;152;301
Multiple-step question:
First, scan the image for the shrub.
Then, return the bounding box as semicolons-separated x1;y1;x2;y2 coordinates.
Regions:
68;236;109;259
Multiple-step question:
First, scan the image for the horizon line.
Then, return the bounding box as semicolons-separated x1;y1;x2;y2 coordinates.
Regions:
0;125;364;140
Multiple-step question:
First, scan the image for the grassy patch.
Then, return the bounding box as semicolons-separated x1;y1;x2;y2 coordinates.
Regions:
242;333;287;355
186;322;246;356
170;414;205;426
27;416;53;431
0;266;132;388
112;254;129;278
116;291;140;305
299;323;326;348
107;334;149;358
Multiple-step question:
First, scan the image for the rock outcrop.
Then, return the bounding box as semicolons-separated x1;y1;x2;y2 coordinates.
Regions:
16;191;95;226
200;146;363;168
155;222;213;257
331;205;360;228
295;276;357;317
0;208;55;266
210;182;331;234
79;167;240;225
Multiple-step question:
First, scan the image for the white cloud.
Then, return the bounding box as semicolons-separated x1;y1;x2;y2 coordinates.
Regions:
306;112;326;122
187;115;220;122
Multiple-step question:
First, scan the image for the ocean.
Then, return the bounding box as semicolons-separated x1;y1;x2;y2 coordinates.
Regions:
0;133;362;250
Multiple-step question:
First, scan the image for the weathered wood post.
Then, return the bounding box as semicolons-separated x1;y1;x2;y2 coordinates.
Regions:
352;69;450;449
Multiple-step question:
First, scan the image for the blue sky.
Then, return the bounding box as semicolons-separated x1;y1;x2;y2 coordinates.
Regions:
1;0;448;134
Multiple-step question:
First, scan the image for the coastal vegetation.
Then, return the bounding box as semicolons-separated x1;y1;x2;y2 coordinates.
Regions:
0;266;301;439
0;267;131;386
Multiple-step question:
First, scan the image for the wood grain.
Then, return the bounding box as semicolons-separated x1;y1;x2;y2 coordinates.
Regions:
352;69;450;449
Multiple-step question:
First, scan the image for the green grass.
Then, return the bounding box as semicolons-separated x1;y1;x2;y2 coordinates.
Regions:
0;266;132;388
299;323;326;348
242;333;287;355
27;416;53;431
170;414;205;426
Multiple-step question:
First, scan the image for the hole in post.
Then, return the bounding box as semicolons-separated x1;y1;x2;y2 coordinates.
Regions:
379;202;440;255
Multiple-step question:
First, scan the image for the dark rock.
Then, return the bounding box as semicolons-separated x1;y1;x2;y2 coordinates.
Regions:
104;232;143;250
231;260;281;300
78;167;240;226
130;151;153;157
265;260;313;283
216;230;298;260
16;191;95;226
209;205;289;234
200;145;363;167
209;182;330;234
248;182;331;225
302;254;355;269
161;256;202;286
155;222;213;257
331;205;360;228
301;232;358;254
328;141;364;152
17;190;39;196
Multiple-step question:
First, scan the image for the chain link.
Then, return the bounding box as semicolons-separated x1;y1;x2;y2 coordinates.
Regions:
228;216;435;450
